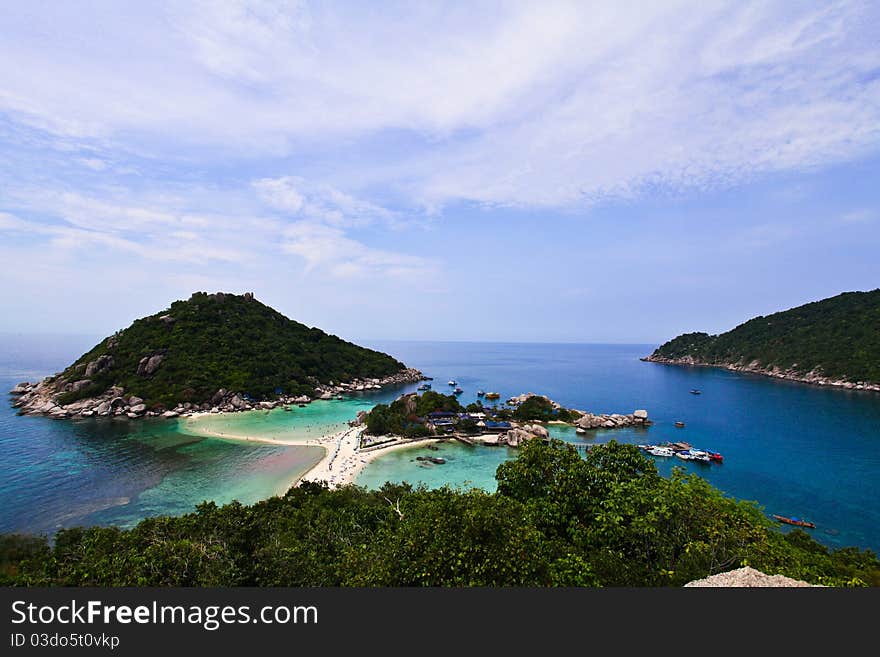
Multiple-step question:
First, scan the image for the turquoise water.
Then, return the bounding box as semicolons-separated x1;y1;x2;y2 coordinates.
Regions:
0;334;403;534
2;336;879;553
356;341;880;552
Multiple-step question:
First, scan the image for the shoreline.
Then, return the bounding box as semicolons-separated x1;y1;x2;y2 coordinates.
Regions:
642;357;880;393
180;410;444;491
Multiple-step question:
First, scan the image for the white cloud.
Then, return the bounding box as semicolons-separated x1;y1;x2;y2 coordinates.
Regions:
839;209;875;224
253;176;394;227
280;221;434;279
0;2;876;209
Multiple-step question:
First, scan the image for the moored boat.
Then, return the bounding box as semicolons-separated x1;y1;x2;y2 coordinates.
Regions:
448;380;457;386
648;446;675;457
690;389;702;395
453;387;463;394
484;392;500;400
675;421;685;428
772;514;816;529
476;390;485;396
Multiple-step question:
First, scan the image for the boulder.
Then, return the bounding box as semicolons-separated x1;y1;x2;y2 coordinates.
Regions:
136;354;165;376
162;410;179;418
10;382;31;395
633;409;648;420
109;396;127;409
84;354;114;377
95;401;111;415
229;395;246;410
128;396;144;406
70;379;92;392
129;403;147;414
211;388;228;404
527;424;549;438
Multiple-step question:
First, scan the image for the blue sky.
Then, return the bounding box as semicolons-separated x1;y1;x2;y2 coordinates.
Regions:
1;1;878;343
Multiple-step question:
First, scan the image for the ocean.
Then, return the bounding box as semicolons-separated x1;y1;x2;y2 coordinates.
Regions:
1;335;879;553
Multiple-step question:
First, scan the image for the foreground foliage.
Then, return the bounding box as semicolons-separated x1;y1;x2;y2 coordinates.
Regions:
1;441;876;587
649;289;880;383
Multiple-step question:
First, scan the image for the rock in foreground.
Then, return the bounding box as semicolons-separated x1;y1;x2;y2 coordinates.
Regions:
684;567;818;587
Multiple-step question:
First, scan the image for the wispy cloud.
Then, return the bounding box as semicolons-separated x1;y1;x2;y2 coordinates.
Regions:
281;221;435;279
1;2;877;209
253;176;394;228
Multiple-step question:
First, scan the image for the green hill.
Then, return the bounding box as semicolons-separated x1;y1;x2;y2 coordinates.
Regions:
645;290;880;385
45;292;409;408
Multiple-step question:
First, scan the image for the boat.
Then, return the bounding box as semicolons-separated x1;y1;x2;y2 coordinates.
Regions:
576;427;587;435
648;446;675;457
484;392;500;400
476;390;485;396
453;387;463;394
284;406;292;412
675;450;694;461
687;450;711;463
675;421;685;428
448;380;457;386
690;389;702;395
417;383;431;391
772;514;816;529
336;395;343;400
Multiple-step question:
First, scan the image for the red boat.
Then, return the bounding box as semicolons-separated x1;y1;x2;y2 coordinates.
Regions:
772;514;815;529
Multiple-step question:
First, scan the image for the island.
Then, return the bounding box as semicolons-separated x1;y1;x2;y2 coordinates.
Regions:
357;389;650;447
643;289;880;391
9;291;424;419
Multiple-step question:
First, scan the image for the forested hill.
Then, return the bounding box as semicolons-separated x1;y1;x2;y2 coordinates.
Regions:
644;290;880;385
41;292;409;407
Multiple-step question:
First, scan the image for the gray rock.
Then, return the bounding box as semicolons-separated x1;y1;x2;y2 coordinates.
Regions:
84;354;114;377
162;410;179;418
129;403;147;414
633;409;648;419
128;396;144;406
137;354;164;376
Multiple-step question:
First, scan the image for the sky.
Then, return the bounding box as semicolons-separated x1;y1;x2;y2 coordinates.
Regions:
0;1;878;344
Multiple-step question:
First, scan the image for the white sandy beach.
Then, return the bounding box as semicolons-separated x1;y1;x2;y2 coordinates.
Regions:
180;411;443;490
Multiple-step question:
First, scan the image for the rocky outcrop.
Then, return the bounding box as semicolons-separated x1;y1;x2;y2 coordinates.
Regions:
499;423;550;447
136;354;165;376
684;567;818;587
643;355;880;393
574;410;651;430
10;365;426;422
84;355;114;377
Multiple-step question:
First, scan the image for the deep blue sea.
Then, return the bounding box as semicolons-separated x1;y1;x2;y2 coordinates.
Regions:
2;335;879;553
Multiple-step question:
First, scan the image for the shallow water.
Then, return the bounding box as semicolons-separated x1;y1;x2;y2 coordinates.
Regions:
2;336;879;553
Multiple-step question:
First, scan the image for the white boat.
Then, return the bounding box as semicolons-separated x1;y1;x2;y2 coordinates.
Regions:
448;380;457;386
648;446;675;457
675;451;694;461
576;427;587;435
